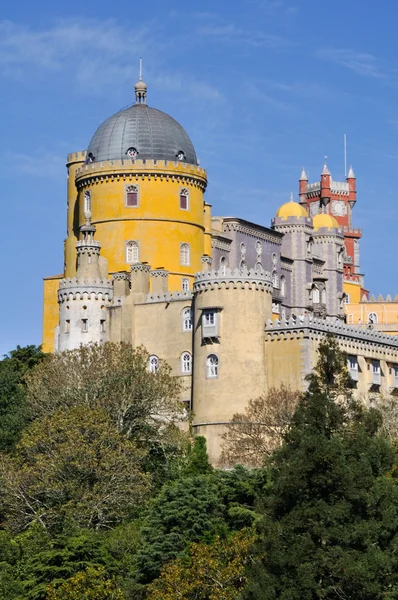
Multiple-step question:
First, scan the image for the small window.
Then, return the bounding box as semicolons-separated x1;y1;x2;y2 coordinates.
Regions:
272;271;279;289
204;311;215;326
126;241;140;264
179;188;189;210
280;276;286;297
312;285;320;303
81;319;88;333
180;243;190;266
126;147;139;158
84;190;91;214
206;354;219;379
148;355;159;373
182;278;190;292
220;256;227;275
65;320;70;334
100;319;106;333
368;312;378;325
343;294;350;304
182;307;193;332
202;310;218;338
256;240;262;256
372;360;380;375
321;288;326;304
181;352;192;374
176;150;186;161
348;356;358;371
125;185;139;207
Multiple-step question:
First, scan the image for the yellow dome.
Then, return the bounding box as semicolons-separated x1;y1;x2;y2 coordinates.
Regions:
312;213;340;231
276;199;308;220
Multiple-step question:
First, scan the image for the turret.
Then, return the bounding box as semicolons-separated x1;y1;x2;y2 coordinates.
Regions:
56;214;113;352
299;167;308;197
320;157;331;211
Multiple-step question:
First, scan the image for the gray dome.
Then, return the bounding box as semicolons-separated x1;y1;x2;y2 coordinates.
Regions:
87;104;198;165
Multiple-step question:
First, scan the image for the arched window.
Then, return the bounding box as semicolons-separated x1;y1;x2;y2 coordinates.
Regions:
256;240;262;257
255;261;263;274
312;285;320;303
321;288;327;304
239;260;247;270
272;271;279;289
307;237;313;255
125;185;139;207
220;256;227;275
125;241;140;264
182;278;190;292
368;312;378;325
206;354;219;379
148;355;159;373
181;352;192;374
180;243;190;266
179;188;189;210
338;248;344;266
280;276;286;297
182;307;193;332
84;190;91;214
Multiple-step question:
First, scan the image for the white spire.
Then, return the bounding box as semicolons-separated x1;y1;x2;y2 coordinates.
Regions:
347;165;356;178
135;57;147;104
322;156;330;175
299;167;308;181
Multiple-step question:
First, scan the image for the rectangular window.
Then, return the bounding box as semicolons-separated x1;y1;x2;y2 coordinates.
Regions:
179;188;189;210
372;360;381;385
347;355;358;381
65;320;70;334
202;310;219;339
125;185;139;208
100;319;106;333
81;319;88;333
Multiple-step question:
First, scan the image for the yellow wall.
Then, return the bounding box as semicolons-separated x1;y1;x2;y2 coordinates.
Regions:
343;280;362;304
345;301;398;334
43;156;208;351
42;276;63;352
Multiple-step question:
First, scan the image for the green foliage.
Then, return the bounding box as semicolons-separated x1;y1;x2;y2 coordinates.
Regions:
135;467;261;584
1;406;150;532
0;345;46;451
306;333;353;397
183;436;213;476
46;566;125;600
243;377;398;597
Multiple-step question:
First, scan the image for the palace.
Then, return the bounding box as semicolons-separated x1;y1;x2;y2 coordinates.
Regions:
42;74;398;463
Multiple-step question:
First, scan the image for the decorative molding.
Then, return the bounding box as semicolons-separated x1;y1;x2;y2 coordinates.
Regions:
130;263;151;273
223;221;281;244
150;269;169;278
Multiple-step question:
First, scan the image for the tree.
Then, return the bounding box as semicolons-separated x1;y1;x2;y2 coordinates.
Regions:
183;436;213;476
46;567;124;600
0;345;46;451
135;468;261;585
24;344;187;475
306;334;353;399
220;387;300;468
1;406;150;532
146;531;255;600
243;377;398;598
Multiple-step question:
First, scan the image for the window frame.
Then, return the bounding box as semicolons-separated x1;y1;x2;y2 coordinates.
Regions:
179;187;190;211
125;240;140;264
182;278;190;292
181;352;192;374
182;307;193;332
148;355;159;374
81;318;88;333
206;354;219;379
125;184;140;208
84;190;91;214
368;312;378;325
180;243;190;266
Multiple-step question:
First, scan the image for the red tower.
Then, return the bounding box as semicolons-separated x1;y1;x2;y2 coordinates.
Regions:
299;160;364;288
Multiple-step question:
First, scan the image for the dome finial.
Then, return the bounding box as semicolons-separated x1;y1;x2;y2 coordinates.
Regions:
290;192;294;202
135;57;147;104
322;155;330;175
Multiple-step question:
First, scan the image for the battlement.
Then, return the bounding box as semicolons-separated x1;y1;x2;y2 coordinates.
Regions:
67;151;87;164
265;315;398;349
144;291;193;304
74;158;207;184
361;294;398;303
58;277;113;302
194;267;273;292
305;180;350;194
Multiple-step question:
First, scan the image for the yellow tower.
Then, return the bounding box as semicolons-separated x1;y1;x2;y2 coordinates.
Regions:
42;73;209;352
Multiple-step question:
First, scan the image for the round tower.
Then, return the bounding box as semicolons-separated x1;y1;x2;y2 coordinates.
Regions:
66;73;207;293
192;266;273;464
57;211;113;351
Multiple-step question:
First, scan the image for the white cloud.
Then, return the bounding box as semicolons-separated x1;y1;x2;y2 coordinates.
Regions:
316;48;386;79
0;19;222;101
197;20;295;49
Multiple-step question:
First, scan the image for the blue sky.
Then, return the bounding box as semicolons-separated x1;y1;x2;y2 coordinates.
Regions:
1;0;397;355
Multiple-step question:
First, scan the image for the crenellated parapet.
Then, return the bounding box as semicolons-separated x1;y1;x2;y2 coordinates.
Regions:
194;267;273;292
58;277;113;302
265;315;398;353
145;291;193;304
75;158;207;191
